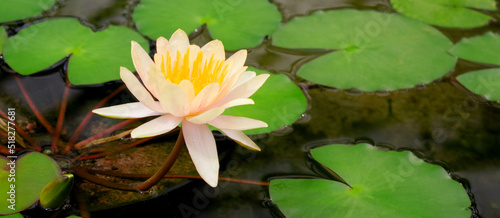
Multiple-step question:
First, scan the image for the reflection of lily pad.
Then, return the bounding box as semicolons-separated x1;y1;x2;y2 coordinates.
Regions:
272;10;456;91
450;32;500;66
221;67;307;134
457;69;500;101
3;18;148;85
0;152;61;215
133;0;281;50
270;144;471;217
0;0;56;23
391;0;497;28
0;28;7;53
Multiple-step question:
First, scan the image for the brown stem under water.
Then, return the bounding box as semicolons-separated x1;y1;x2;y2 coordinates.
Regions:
51;85;71;153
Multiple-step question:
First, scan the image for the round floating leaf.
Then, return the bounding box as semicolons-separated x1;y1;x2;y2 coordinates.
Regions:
221;68;307;134
450;32;500;66
0;0;56;23
272;10;456;91
0;152;61;215
457;68;500;101
391;0;497;28
270;144;471;217
133;0;281;50
3;213;23;218
40;174;74;209
3;18;149;85
0;28;7;53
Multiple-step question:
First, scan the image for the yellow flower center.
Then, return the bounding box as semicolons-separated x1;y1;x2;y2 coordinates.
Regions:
157;48;229;95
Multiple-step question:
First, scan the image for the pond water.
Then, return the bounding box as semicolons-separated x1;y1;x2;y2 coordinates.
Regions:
1;0;500;217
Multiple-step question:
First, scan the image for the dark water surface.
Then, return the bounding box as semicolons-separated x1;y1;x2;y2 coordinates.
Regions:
1;0;500;217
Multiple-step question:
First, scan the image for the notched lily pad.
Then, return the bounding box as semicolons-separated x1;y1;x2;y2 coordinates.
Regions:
133;0;281;50
456;68;500;101
0;152;61;215
450;32;500;66
3;18;149;85
272;10;456;91
0;0;56;23
269;144;471;217
222;67;307;134
391;0;497;28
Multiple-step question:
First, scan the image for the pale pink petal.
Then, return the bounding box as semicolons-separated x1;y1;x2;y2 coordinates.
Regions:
120;67;165;113
187;44;201;72
156;36;169;55
159;82;190;117
220;129;261;151
190;83;220;113
213;74;270;109
186;107;225;124
232;71;256;89
201;40;225;63
168;29;190;59
178;80;195;101
208;115;267;130
226;50;247;76
217;66;247;100
93;102;163;119
219;98;254;109
146;65;167;97
131;41;156;94
131;114;182;138
182;121;219;187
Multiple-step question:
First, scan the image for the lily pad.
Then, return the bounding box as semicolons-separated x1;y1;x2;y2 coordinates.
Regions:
450;32;500;66
0;152;61;215
272;10;456;91
40;174;74;209
3;18;149;85
456;68;500;101
0;0;56;23
0;28;7;53
133;0;281;50
391;0;497;28
270;144;471;217
221;68;307;134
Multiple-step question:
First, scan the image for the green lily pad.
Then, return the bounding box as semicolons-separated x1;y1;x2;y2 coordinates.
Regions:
133;0;281;50
0;28;7;53
450;32;500;66
40;174;74;209
0;0;56;23
270;144;471;217
456;68;500;101
221;68;307;134
391;0;497;28
3;213;23;218
272;10;456;91
0;152;61;215
3;18;149;85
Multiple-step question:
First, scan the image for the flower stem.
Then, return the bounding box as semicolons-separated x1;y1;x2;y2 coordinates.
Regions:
72;166;136;191
15;76;54;135
134;130;185;191
74;119;136;149
0;110;40;151
75;136;155;161
51;85;70;153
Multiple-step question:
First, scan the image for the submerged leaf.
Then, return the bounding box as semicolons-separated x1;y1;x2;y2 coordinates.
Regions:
221;68;307;134
391;0;497;28
3;18;149;85
40;174;74;209
0;153;61;215
270;144;471;217
133;0;281;50
0;0;57;23
272;10;456;91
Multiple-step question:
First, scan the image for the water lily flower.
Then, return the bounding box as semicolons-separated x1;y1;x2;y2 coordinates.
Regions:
93;29;269;187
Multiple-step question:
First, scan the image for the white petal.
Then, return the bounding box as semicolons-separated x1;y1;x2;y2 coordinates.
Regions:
186;107;225;124
226;50;247;76
156;37;169;55
213;74;270;108
131;41;157;95
220;129;261;151
208;115;267;130
131;114;182;138
179;80;195;101
219;98;254;109
190;83;220;113
160;82;190;117
168;29;190;59
232;71;256;89
120;67;165;112
93;102;163;119
201;40;225;63
182;121;219;187
217;66;247;100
